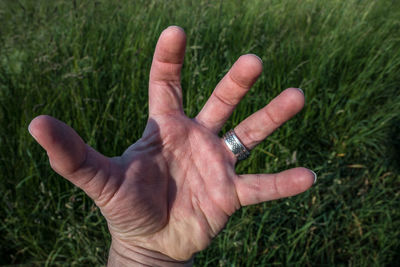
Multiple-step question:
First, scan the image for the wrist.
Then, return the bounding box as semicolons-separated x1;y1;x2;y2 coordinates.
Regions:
108;239;193;267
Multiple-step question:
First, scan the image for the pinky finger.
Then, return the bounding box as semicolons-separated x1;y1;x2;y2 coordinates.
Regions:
234;167;316;206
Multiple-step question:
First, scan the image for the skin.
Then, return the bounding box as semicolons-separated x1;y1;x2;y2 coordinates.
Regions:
28;26;315;266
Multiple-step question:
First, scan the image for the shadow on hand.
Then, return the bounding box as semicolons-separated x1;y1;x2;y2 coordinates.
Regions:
129;118;178;217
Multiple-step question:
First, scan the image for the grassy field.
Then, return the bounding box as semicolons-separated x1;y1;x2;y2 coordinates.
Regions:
1;0;399;265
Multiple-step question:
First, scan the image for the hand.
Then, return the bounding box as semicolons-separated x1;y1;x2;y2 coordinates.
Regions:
28;26;315;266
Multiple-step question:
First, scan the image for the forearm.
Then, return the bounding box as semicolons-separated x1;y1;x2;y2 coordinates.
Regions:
108;240;194;267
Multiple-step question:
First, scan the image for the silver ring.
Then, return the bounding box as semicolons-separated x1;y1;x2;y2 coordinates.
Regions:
223;129;250;161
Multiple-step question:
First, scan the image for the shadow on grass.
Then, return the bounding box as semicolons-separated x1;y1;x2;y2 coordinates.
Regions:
387;118;400;171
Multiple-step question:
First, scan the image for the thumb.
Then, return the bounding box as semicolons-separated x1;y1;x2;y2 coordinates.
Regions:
28;115;111;200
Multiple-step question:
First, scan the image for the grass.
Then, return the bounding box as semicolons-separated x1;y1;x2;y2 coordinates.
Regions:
1;0;399;265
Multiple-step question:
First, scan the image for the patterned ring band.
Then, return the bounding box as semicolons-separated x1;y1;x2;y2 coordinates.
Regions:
223;129;250;161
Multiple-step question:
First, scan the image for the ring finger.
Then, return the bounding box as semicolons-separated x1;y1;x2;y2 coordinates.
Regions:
195;54;263;133
232;88;305;151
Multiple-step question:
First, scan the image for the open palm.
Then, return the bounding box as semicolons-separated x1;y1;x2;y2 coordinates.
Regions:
29;26;315;265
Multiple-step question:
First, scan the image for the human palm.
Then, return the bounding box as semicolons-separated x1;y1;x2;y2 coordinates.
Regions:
105;114;239;260
29;26;315;265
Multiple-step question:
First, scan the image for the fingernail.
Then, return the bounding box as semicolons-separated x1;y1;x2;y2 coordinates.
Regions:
311;170;317;184
252;54;263;63
297;88;304;95
167;25;185;32
28;124;37;141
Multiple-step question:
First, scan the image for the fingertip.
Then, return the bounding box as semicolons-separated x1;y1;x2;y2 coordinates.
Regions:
166;25;185;34
28;115;54;143
28;115;85;153
281;87;305;111
293;167;316;191
160;25;186;43
155;26;187;64
230;54;263;87
28;115;89;175
286;87;305;99
238;54;263;74
245;53;263;64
